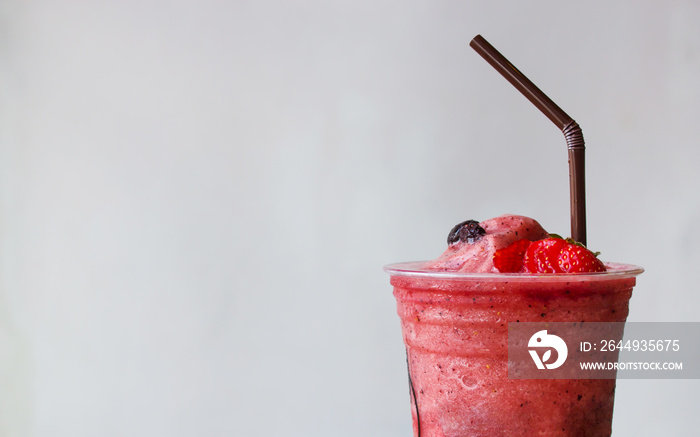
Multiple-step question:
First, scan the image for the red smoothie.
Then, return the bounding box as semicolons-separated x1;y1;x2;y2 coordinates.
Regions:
386;216;642;436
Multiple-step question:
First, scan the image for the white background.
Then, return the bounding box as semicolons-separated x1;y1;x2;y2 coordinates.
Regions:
1;1;698;436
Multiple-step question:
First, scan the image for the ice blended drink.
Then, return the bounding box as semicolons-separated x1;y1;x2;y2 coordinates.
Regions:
386;215;642;436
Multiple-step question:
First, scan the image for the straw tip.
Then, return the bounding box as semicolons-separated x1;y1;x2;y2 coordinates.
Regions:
469;34;485;48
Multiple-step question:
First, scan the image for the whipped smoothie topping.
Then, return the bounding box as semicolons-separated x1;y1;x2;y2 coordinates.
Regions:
424;214;605;274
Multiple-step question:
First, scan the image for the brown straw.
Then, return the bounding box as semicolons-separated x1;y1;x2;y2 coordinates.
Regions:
469;34;587;245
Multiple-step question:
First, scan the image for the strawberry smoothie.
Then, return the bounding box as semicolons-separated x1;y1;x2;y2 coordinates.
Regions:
386;215;642;436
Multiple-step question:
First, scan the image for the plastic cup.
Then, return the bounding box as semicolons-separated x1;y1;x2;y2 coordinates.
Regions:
385;261;643;437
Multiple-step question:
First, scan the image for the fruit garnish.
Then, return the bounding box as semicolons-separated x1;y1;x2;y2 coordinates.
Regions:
523;238;568;273
494;236;607;273
556;242;606;273
447;220;486;245
524;237;606;273
493;239;531;273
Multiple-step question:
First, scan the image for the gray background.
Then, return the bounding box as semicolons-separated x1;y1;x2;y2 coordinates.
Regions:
1;1;698;436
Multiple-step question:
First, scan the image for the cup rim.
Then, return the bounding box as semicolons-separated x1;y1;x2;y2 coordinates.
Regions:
384;261;644;282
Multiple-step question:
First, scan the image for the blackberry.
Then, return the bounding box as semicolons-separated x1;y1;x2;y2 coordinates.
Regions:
447;220;486;245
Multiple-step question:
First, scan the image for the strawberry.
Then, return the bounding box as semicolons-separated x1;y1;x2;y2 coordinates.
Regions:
523;238;567;273
493;239;532;273
556;242;606;273
523;237;606;273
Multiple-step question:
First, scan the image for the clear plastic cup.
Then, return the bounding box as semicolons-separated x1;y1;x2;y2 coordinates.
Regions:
385;261;643;437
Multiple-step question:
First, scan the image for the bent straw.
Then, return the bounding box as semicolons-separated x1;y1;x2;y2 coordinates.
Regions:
469;34;587;245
